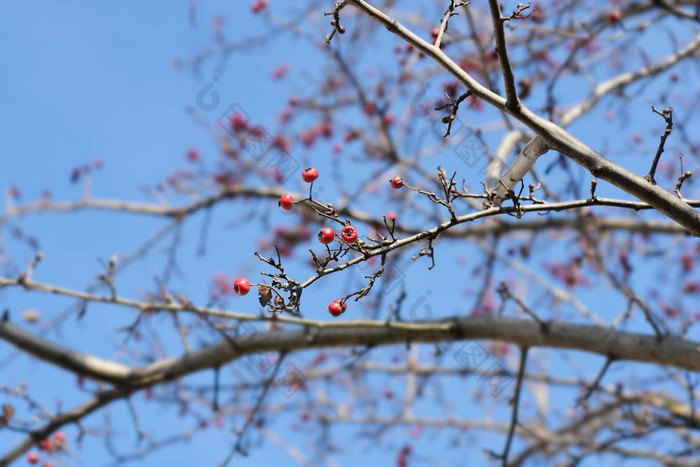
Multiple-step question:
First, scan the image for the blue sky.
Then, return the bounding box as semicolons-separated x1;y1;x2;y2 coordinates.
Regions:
1;1;699;466
0;2;298;465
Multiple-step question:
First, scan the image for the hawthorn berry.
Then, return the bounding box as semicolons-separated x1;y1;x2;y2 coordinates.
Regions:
390;176;404;189
608;9;622;24
38;439;54;452
27;452;39;464
318;227;335;245
53;432;67;443
279;194;294;211
231;113;247;131
302;167;319;183
251;0;268;14
186;148;200;163
233;277;251;296
341;225;358;244
328;299;347;317
387;211;397;221
8;185;21;200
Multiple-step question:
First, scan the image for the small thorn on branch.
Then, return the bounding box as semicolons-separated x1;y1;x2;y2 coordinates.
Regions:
674;154;692;198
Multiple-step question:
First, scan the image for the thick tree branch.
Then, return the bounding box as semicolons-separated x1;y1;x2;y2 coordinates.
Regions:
487;0;522;110
2;314;700;389
489;135;549;203
345;0;700;236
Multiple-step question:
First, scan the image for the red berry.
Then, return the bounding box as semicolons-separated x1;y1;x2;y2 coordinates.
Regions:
341;225;358;244
233;277;251;296
252;0;268;13
302;167;319;183
53;432;66;443
318;227;335;245
390;176;404;189
187;148;200;162
38;440;54;452
328;299;347;317
608;9;622;23
279;194;294;211
231;113;247;131
27;452;39;464
387;211;397;221
43;462;54;467
431;27;440;38
8;185;21;199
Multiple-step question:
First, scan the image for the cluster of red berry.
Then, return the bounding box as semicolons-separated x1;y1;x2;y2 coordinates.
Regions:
278;167;361;247
236;169;407;317
26;431;67;465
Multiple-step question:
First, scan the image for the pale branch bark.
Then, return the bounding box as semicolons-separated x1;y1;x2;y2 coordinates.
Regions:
345;0;700;236
407;215;689;237
0;198;696;325
490;135;549;203
486;130;528;189
311;399;699;465
259;427;315;467
0;315;135;382
560;31;700;128
182;363;700;423
0;186;291;226
511;395;700;466
2;314;700;389
3;3;700;465
297;196;700;289
433;0;469;49
1;387;130;465
2;190;694;245
3;197;693;305
2;322;698;464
